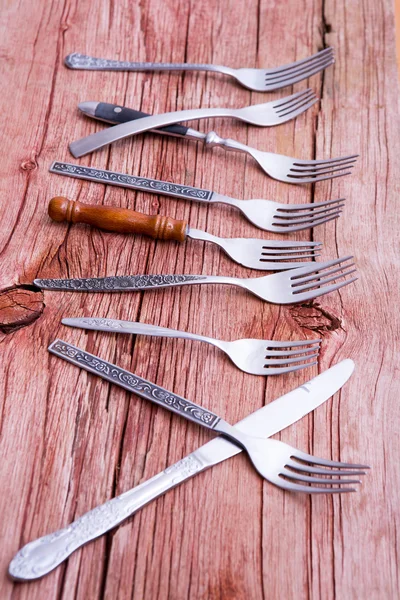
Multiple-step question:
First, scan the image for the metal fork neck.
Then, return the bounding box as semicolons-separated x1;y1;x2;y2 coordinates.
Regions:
215;420;251;448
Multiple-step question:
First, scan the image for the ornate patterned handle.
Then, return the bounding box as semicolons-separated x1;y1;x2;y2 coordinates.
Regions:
64;53;226;73
9;454;206;580
48;340;221;428
49;162;216;203
34;274;210;292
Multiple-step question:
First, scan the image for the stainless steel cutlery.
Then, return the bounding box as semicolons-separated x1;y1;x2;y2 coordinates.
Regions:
8;38;369;588
47;196;323;271
65;47;334;92
62;317;321;376
34;257;357;304
9;354;358;581
50;162;346;232
69;106;358;184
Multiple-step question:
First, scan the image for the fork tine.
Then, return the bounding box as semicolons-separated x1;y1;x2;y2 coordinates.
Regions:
265;339;322;347
272;88;314;108
261;255;321;263
261;240;322;247
275;479;355;494
289;170;352;181
262;240;322;248
283;472;361;485
271;214;341;232
264;353;319;366
278;98;319;120
263;361;318;375
292;154;358;167
291;450;369;470
273;209;343;226
266;56;334;83
287;171;353;184
293;268;357;293
265;48;334;76
290;277;358;302
261;247;321;254
286;461;366;476
277;198;345;212
261;254;321;262
265;347;320;357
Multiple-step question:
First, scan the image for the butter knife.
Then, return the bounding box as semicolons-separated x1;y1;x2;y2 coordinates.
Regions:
9;342;354;581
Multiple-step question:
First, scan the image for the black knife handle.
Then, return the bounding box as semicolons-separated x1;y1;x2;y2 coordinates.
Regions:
95;102;189;137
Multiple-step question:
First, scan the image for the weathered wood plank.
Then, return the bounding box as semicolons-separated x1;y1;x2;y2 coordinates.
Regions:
0;0;399;598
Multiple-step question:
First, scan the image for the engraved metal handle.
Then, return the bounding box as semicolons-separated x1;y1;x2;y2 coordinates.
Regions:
49;162;217;205
34;274;241;292
65;53;234;76
48;340;221;428
9;454;206;581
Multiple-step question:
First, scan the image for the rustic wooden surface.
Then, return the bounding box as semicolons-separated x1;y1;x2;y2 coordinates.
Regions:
1;0;399;598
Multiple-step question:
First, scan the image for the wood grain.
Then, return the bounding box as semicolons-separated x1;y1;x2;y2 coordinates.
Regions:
0;0;399;598
48;197;188;241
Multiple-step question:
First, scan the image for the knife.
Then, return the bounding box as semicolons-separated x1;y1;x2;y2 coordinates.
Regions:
78;100;204;140
9;340;354;581
78;100;198;139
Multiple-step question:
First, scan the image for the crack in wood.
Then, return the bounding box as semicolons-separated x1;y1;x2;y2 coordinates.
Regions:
289;302;342;333
0;285;44;333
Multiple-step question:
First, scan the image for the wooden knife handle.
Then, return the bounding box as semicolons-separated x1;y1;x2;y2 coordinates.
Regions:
48;197;188;242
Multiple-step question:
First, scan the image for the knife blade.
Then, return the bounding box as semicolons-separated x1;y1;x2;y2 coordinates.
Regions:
69;106;232;157
8;339;354;581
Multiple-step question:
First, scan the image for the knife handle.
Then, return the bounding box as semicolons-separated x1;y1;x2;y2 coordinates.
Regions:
94;102;190;138
48;197;188;242
8;453;206;581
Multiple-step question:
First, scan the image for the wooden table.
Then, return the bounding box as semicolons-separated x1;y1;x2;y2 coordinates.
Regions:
1;1;399;598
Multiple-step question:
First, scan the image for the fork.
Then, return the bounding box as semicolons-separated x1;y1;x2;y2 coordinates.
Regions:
50;161;346;232
78;89;319;130
69;106;358;184
61;317;322;376
65;47;334;92
34;256;357;304
49;339;368;495
48;196;324;271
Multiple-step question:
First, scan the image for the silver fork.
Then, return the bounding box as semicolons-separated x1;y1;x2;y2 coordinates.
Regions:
34;256;357;304
50;162;346;232
47;196;324;271
61;317;321;376
78;89;319;130
65;47;334;92
69;107;358;183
